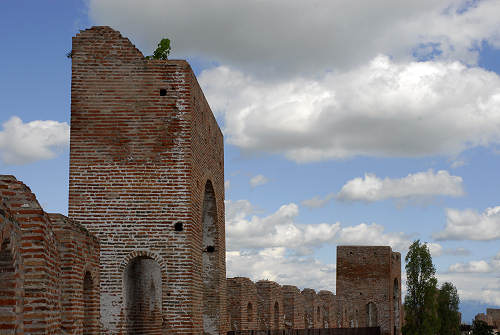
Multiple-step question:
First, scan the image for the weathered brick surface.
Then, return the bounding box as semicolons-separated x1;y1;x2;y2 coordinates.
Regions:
475;312;493;326
336;246;402;335
0;198;24;334
49;214;100;334
282;285;305;329
69;26;226;334
302;289;323;329
227;277;258;331
1;175;61;334
0;175;100;334
256;281;284;330
319;290;337;329
486;309;500;329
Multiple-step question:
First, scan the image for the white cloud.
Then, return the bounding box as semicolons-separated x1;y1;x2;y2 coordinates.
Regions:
0;116;69;165
225;199;412;253
433;206;500;240
438;272;500;306
224;180;230;191
301;193;335;209
448;250;500;274
449;260;492;273
88;0;500;76
226;248;336;292
200;58;500;162
249;174;269;188
337;170;464;202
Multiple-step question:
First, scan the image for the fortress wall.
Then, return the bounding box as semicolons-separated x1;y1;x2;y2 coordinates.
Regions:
69;26;225;334
282;285;305;329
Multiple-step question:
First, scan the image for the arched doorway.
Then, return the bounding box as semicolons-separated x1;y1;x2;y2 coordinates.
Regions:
202;180;219;335
394;278;400;335
0;239;18;334
124;256;162;335
366;302;378;327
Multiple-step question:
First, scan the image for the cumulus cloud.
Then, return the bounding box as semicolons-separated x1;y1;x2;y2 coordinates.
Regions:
337;170;464;203
438;272;500;306
0;116;69;165
301;193;335;209
88;0;500;76
249;174;269;188
433;206;500;240
226;248;336;292
449;260;492;273
448;250;500;274
225;199;412;252
200;58;500;162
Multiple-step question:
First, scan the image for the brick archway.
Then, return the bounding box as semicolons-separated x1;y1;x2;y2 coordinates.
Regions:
119;251;168;334
202;179;219;335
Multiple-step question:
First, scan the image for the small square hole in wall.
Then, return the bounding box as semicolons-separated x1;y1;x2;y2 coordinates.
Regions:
160;88;167;96
174;222;183;231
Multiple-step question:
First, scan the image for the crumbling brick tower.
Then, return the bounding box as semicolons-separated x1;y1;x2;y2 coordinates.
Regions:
336;246;402;335
69;26;226;334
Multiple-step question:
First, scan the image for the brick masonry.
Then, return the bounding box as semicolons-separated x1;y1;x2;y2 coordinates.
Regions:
282;285;305;329
68;26;226;334
337;246;402;335
475;308;500;329
0;175;100;334
227;277;258;331
227;264;398;333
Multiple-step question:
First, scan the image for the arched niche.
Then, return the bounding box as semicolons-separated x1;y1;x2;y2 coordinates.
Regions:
366;302;378;327
202;180;219;335
247;302;253;327
123;256;162;335
273;301;280;330
83;271;97;334
394;278;400;334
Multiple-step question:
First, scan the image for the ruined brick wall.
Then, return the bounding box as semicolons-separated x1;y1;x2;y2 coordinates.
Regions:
475;313;494;326
0;175;61;334
319;290;337;329
49;214;100;334
302;288;324;329
0;198;24;334
256;281;284;330
391;252;402;335
189;56;227;335
336;246;401;335
69;26;225;334
486;309;500;328
282;285;305;329
227;277;258;331
0;176;101;334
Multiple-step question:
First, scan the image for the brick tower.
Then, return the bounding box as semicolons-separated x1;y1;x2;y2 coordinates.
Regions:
336;246;402;335
69;26;226;335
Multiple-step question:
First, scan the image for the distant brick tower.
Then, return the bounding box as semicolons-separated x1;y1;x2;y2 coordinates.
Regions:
69;26;226;335
336;246;402;335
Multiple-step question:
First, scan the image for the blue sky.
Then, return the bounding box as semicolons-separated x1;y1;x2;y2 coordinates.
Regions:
1;0;500;323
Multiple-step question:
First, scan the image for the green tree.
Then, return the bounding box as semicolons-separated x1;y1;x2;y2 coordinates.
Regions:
437;282;460;335
472;319;494;335
145;38;171;60
402;240;439;335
